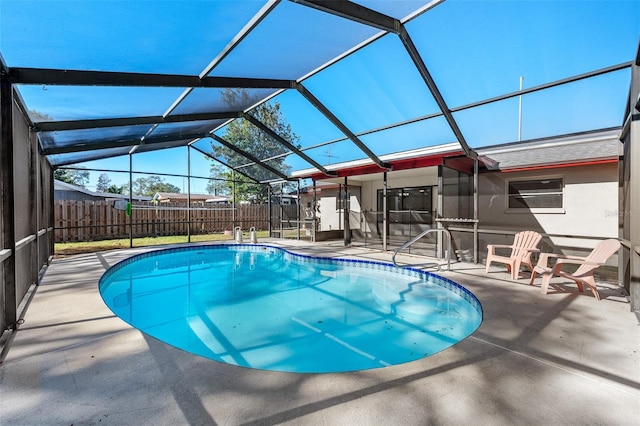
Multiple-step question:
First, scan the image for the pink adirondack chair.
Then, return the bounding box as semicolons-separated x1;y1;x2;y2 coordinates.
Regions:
529;239;621;300
485;231;542;280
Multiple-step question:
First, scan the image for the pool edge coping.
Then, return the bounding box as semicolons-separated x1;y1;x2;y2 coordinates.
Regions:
98;243;483;319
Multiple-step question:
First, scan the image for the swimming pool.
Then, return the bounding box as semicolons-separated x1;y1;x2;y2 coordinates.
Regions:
99;244;482;373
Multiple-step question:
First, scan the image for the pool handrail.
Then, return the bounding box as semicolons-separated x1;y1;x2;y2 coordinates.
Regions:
392;228;451;271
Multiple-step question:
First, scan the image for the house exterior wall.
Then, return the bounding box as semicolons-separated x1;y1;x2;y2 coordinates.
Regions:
478;163;618;252
312;163;618;260
359;168;439;212
317;187;361;231
315;169;441;233
54;189;106;202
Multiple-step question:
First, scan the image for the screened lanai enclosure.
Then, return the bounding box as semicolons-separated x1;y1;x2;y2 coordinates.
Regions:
1;0;640;334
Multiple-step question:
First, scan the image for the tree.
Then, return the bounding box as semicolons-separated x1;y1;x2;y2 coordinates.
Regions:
29;110;53;122
96;173;111;192
131;176;180;197
205;169;232;196
54;168;90;188
208;89;299;203
106;184;125;194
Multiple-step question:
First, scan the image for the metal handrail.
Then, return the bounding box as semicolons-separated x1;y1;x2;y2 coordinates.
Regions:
392;228;452;271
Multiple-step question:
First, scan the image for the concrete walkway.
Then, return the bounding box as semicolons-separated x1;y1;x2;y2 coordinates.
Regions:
1;240;639;425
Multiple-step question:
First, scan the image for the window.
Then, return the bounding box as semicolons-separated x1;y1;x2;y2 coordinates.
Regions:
507;177;563;210
375;186;434;224
377;186;432;212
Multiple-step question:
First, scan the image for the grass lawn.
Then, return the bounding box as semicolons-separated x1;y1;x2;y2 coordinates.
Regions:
54;231;272;256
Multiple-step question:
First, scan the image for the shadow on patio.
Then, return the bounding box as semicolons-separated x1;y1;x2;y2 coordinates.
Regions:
0;241;638;425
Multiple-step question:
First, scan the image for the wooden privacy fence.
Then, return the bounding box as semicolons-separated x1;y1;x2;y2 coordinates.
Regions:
54;200;270;242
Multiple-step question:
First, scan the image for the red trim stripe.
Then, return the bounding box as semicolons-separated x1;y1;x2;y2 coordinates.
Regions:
302;150;464;181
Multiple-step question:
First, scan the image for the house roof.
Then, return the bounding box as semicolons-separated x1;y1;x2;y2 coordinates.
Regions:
292;142;462;180
153;192;229;203
54;179;151;201
295;128;622;182
476;127;621;171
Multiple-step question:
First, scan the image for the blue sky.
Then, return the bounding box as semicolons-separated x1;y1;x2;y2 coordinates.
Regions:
1;0;638;193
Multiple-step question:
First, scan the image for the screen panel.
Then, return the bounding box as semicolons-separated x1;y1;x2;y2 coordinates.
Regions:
170;88;280;115
47;146;134;167
208;1;379;80
407;0;639;107
303;34;441;134
456;69;630;148
39;125;152;151
17;85;185;122
1;1;269;74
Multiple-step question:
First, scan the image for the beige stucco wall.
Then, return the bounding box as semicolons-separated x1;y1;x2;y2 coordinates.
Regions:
478;163;618;250
317;186;361;231
313;163;618;254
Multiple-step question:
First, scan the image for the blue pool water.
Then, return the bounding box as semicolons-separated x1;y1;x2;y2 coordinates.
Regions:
99;245;482;373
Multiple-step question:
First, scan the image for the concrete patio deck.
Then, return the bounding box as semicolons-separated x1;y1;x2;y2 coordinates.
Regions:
1;239;639;425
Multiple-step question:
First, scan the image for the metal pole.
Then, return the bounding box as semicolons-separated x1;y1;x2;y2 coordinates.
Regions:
344;176;350;246
338;183;342;235
474;157;479;264
187;146;191;243
297;180;301;240
312;180;317;242
267;185;272;237
628;59;640;315
280;182;284;238
128;153;133;248
518;76;524;141
1;70;17;329
383;172;387;251
231;170;236;233
398;27;475;159
35;131;41;272
436;165;444;259
49;166;55;261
